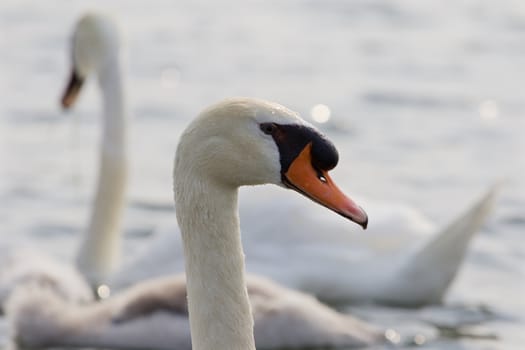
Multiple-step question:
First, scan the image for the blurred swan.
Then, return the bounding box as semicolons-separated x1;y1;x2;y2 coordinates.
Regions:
60;12;128;287
0;11;129;310
8;97;384;349
0;247;92;310
117;183;497;307
8;275;382;349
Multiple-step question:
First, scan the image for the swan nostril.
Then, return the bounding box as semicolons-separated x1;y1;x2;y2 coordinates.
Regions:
315;168;327;183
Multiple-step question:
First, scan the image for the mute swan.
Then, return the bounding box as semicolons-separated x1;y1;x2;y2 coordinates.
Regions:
61;12;128;287
173;98;371;350
0;11;129;309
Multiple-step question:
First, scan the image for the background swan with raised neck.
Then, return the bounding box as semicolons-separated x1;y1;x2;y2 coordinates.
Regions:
0;13;129;310
62;12;128;288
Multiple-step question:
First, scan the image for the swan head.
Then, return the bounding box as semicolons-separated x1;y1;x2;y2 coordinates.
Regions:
175;98;368;229
61;12;121;108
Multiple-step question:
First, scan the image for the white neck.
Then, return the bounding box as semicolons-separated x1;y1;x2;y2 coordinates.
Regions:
76;55;128;287
175;175;256;350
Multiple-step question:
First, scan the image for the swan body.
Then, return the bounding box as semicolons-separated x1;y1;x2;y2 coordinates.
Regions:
243;184;497;306
7;275;381;349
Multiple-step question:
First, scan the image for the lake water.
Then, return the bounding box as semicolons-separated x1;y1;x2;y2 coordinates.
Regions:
1;0;524;349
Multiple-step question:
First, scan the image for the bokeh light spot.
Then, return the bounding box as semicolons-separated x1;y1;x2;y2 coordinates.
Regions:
97;284;111;299
385;328;401;344
310;104;331;124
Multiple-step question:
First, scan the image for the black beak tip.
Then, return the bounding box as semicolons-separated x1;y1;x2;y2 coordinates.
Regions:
361;216;368;230
339;209;368;230
358;207;368;230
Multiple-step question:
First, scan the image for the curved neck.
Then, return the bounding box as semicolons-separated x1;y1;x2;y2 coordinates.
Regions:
76;55;128;287
175;177;255;350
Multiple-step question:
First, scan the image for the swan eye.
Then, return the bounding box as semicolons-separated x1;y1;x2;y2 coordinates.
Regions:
260;123;278;135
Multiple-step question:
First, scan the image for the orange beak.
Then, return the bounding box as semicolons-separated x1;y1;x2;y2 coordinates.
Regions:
283;143;368;229
61;69;84;109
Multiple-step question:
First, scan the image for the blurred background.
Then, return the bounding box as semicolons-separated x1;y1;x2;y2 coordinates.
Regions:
1;0;524;349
